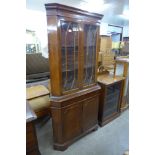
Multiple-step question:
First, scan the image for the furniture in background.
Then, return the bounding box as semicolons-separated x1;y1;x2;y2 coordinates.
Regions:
98;50;116;76
26;101;40;155
115;57;129;111
26;53;49;81
97;74;125;126
120;37;129;56
26;83;51;118
100;35;112;52
98;35;112;65
26;53;51;118
108;24;123;56
98;35;116;75
45;3;103;151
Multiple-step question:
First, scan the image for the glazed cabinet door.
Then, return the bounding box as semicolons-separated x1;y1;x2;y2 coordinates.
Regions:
103;82;122;118
62;102;82;141
82;96;99;131
83;24;98;86
60;20;80;93
60;20;99;92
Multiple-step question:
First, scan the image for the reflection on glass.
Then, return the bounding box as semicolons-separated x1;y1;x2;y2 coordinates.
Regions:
104;83;121;118
61;21;79;92
83;24;97;85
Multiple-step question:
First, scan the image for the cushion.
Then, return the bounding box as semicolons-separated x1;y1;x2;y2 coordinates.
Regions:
26;85;49;100
28;95;51;112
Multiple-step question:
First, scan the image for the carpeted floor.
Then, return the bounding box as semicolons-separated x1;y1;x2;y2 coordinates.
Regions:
35;109;129;155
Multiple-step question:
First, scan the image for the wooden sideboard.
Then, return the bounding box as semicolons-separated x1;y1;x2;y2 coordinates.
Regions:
97;75;125;126
26;102;40;155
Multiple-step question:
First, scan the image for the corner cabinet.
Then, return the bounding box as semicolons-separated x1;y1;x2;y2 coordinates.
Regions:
45;3;103;151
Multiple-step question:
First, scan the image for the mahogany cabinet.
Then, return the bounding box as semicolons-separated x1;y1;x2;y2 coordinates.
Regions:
45;3;103;150
97;75;125;127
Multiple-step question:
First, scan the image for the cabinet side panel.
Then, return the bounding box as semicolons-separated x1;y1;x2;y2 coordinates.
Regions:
119;80;125;111
51;107;63;143
47;16;62;96
98;84;105;123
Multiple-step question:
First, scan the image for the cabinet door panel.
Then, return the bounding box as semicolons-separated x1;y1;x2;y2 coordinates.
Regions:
83;96;99;131
60;20;80;92
83;24;98;86
103;82;121;118
62;103;82;141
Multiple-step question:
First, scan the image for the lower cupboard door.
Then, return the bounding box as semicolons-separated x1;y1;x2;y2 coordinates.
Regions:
62;103;82;141
82;96;99;131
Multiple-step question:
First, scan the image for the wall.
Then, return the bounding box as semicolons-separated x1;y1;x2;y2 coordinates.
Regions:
26;10;48;58
100;22;129;38
123;25;129;37
100;23;109;35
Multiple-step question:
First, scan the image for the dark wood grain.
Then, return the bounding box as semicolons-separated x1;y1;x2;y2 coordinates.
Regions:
47;16;62;96
50;86;100;151
45;3;103;20
97;75;125;127
82;96;99;131
26;102;40;155
45;3;103;151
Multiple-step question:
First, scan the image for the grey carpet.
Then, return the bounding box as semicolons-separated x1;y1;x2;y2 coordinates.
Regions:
35;110;129;155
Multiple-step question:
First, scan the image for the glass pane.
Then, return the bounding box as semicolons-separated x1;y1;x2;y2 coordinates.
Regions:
83;24;97;86
103;83;121;118
60;21;79;92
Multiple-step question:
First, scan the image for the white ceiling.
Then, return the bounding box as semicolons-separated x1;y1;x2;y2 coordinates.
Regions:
26;0;129;26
